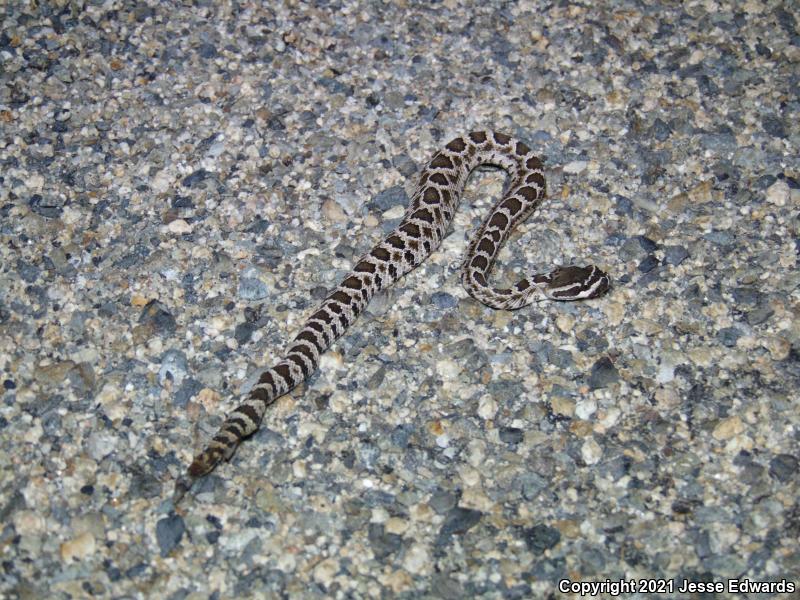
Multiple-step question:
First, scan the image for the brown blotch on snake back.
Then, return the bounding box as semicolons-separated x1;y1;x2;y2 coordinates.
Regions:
471;255;488;270
469;131;487;143
250;386;268;403
412;209;435;223
274;363;293;385
386;235;405;249
239;403;261;424
354;260;376;273
526;156;542;170
518;187;539;202
477;238;494;255
429;154;453;169
488;212;509;229
503;197;523;214
446;137;466;152
287;353;310;377
371;247;390;261
342;276;362;289
429;173;448;186
400;222;421;237
423;187;439;203
329;290;352;305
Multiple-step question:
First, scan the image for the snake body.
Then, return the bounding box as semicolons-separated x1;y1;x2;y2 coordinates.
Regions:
174;131;609;501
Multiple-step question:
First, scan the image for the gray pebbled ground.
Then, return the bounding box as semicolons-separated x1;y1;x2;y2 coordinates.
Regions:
1;1;798;598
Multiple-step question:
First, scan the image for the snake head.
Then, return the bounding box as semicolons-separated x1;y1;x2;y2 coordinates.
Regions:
544;265;610;301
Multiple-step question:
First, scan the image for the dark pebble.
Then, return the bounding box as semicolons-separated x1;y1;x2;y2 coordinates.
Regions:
429;489;459;515
747;306;774;326
3;380;15;390
174;378;203;409
524;524;561;552
125;563;148;578
731;287;761;306
613;195;633;216
171;195;194;210
619;237;649;261
588;356;619;390
756;174;776;190
755;42;772;57
389;423;412;447
431;292;457;309
638;255;659;273
519;473;547;500
134;6;155;21
29;194;63;219
129;470;162;499
138;300;177;335
782;175;799;189
392;153;417;177
717;327;742;347
664;245;689;266
768;454;798;482
234;321;256;344
156;514;185;557
704;230;733;245
246;218;270;234
762;116;786;138
198;43;218;59
439;507;482;538
700;132;736;154
97;301;117;318
367;365;386;390
650;118;672;141
334;242;355;260
181;169;211;188
368;523;403;559
370;186;407;211
499;427;524;445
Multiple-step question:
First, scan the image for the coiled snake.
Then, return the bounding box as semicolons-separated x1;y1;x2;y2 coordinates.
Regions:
174;130;610;502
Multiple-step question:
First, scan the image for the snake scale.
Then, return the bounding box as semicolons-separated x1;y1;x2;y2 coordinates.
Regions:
174;130;610;502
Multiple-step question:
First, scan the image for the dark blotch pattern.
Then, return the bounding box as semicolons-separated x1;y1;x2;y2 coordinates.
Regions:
429;173;448;186
401;223;420;237
469;131;487;143
477;238;494;255
429;154;453;169
503;197;522;214
446;137;466;152
180;131;609;500
371;247;390;261
274;363;292;385
412;209;435;223
488;213;509;229
518;187;538;202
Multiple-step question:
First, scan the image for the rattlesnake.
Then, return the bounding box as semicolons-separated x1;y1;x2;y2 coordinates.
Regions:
174;130;609;502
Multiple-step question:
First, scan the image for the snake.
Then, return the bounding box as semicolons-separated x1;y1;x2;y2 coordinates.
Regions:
173;130;610;502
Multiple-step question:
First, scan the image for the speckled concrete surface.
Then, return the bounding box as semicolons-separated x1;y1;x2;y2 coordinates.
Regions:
1;1;798;598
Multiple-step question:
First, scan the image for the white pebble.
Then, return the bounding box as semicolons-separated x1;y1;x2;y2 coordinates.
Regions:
581;438;603;465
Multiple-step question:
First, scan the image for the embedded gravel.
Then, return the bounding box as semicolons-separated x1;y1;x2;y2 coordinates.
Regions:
1;1;798;598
